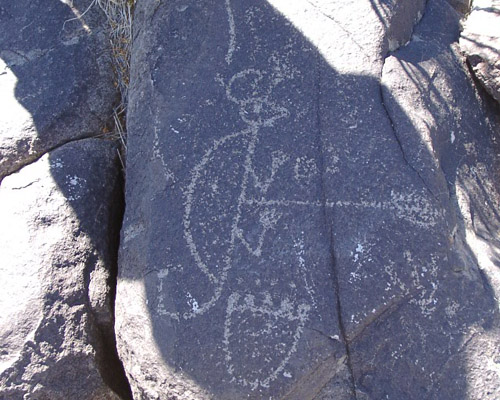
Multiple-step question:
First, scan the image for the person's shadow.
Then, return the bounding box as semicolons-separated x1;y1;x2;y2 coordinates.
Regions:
3;0;499;399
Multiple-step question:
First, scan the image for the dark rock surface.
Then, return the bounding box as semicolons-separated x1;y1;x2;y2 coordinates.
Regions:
0;1;130;397
0;0;117;180
117;0;500;399
379;1;500;398
460;0;500;104
0;138;128;399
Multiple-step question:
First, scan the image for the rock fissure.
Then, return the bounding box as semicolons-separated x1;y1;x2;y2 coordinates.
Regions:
346;291;415;344
87;159;132;400
328;228;358;400
0;132;119;182
95;1;136;397
282;352;349;400
6;0;495;398
379;80;441;203
315;45;358;399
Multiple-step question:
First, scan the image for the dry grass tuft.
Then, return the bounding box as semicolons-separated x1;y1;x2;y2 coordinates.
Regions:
96;0;135;169
97;0;135;102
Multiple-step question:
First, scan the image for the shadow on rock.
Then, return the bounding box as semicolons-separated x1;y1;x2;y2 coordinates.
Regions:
117;0;500;399
0;0;131;398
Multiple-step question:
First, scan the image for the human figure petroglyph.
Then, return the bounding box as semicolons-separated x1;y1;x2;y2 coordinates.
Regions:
235;207;282;258
175;49;296;321
251;150;289;195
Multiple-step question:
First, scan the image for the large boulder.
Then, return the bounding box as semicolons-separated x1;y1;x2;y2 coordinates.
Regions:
117;0;500;398
460;0;500;104
0;139;129;399
0;0;117;180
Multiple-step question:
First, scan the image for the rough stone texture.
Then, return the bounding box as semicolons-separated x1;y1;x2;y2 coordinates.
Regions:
379;1;500;398
117;0;500;399
0;0;117;180
0;139;128;400
460;0;500;104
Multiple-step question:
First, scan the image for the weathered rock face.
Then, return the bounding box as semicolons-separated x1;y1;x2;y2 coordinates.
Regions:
117;0;500;399
0;0;117;180
379;1;500;398
460;0;500;104
0;1;131;397
0;139;128;399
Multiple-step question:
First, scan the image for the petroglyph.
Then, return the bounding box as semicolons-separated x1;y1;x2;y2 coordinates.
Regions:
251;151;289;195
349;249;440;325
221;230;319;390
152;116;176;183
175;23;295;321
223;292;310;390
242;192;441;228
235;208;281;257
294;232;318;312
407;252;439;317
180;127;252;320
160;62;293;322
153;0;443;389
225;0;236;65
294;157;320;184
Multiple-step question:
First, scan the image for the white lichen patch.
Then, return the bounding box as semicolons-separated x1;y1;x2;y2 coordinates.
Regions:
51;160;64;169
123;222;145;244
65;175;87;201
348;239;374;284
352;243;365;263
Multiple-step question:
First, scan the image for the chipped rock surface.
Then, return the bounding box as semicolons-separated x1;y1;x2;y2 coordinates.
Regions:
117;0;500;399
460;0;500;103
0;0;116;180
0;139;127;399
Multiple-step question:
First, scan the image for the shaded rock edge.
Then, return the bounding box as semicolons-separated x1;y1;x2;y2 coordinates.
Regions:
380;0;500;398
